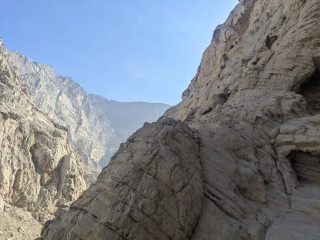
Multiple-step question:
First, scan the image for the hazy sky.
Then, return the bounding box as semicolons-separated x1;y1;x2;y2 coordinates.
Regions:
1;0;238;105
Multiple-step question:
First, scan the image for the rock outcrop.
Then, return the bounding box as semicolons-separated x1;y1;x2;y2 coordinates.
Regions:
0;39;86;223
41;117;203;239
167;0;320;239
8;52;170;179
8;51;113;178
42;0;320;239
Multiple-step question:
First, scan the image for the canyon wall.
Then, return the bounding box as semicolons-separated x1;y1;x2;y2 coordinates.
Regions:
42;0;320;239
9;51;113;178
0;39;86;224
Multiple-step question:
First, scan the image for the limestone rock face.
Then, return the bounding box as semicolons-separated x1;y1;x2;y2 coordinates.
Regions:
9;52;170;179
41;117;203;240
0;39;86;223
164;0;320;239
42;0;320;239
0;204;42;240
8;51;112;178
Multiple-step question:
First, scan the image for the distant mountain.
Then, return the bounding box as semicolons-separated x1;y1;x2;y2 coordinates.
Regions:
89;94;170;165
9;51;170;181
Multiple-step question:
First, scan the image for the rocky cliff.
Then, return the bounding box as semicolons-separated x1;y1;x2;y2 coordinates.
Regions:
42;0;320;239
8;52;170;179
42;117;203;239
0;39;86;225
8;51;112;178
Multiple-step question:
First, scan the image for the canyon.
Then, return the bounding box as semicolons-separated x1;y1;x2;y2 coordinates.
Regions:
41;0;320;239
0;0;319;239
9;50;169;184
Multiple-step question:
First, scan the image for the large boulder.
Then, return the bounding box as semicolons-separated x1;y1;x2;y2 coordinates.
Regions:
42;117;203;240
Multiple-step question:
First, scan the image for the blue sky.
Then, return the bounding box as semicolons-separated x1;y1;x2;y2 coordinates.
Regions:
1;0;238;105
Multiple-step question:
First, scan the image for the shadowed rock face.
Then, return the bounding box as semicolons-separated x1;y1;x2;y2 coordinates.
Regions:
41;117;203;240
42;0;320;239
0;40;86;223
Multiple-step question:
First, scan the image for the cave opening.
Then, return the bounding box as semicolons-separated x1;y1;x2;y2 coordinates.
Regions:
298;70;320;115
288;150;320;184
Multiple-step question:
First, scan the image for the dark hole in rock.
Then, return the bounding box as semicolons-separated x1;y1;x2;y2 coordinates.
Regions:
252;57;260;65
299;70;320;114
202;92;230;115
223;53;229;61
288;151;320;184
241;58;250;66
265;35;278;49
202;107;213;115
218;92;230;103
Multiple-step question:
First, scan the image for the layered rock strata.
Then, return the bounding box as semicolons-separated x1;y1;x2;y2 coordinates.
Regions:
42;0;320;239
0;39;86;223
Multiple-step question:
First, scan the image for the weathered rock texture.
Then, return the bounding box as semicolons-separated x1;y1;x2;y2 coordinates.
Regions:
9;51;170;178
41;117;203;239
0;204;42;240
9;51;113;177
0;39;86;223
42;0;320;239
166;0;320;239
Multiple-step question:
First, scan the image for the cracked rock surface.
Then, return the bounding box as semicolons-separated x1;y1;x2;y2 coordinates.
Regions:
165;0;320;239
43;0;320;239
0;39;86;224
41;117;203;240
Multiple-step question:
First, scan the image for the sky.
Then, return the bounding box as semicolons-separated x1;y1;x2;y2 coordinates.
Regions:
0;0;238;105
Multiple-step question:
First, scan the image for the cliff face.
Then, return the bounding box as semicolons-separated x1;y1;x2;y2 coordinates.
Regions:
42;117;203;240
8;51;112;178
171;0;320;238
42;0;320;239
9;52;170;179
0;39;86;223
